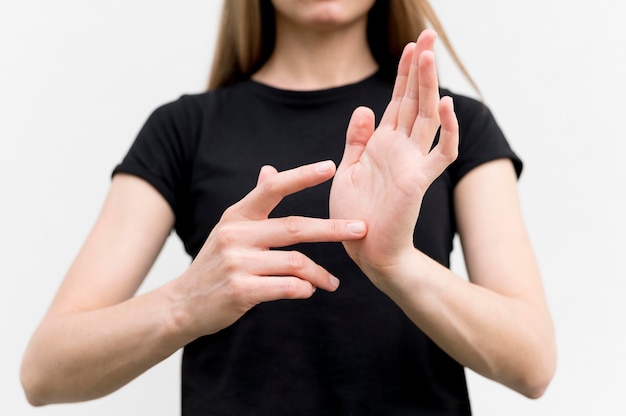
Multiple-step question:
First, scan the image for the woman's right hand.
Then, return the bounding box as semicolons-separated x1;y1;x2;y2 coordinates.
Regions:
168;160;367;339
21;160;364;406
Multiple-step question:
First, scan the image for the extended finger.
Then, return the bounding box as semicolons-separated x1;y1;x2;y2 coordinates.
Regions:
338;106;376;168
396;29;437;134
433;96;459;162
229;161;337;220
245;216;367;248
423;96;459;180
410;49;442;153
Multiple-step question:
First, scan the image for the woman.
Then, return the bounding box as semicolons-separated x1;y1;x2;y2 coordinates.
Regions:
21;0;556;414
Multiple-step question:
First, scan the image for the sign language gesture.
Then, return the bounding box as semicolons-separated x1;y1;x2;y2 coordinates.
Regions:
329;29;459;285
172;161;367;339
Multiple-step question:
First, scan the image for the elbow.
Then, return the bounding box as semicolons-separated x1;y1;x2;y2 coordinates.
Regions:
24;393;47;408
524;363;556;399
520;373;553;400
511;309;558;399
21;364;48;407
20;351;55;407
516;344;557;399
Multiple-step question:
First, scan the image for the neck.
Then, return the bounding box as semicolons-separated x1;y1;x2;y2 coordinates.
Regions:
252;18;378;91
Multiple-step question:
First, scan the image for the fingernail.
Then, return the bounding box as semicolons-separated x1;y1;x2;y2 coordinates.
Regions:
329;275;340;290
316;161;334;173
347;221;366;234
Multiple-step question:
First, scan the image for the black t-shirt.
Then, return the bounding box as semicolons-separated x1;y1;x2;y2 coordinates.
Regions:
114;72;522;415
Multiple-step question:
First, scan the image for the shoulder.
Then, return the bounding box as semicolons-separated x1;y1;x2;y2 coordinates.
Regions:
155;81;263;121
143;85;248;141
439;88;493;130
149;91;214;123
439;88;523;181
439;88;505;143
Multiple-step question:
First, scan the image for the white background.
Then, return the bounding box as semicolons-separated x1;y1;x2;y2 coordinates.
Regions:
2;0;624;414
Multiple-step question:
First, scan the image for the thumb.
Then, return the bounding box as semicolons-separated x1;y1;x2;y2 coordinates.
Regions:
339;106;375;168
256;164;277;186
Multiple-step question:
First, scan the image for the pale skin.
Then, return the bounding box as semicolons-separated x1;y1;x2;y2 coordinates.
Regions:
21;1;556;406
329;31;556;398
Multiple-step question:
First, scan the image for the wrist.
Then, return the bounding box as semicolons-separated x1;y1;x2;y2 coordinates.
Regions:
160;277;199;347
359;246;427;295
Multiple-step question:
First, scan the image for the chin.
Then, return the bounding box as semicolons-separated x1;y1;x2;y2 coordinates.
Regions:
272;0;376;29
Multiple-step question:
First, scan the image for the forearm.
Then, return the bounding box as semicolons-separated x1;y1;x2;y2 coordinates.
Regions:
21;162;369;406
375;250;556;398
20;280;190;406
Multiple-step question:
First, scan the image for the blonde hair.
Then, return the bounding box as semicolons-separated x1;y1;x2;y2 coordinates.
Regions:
208;0;478;94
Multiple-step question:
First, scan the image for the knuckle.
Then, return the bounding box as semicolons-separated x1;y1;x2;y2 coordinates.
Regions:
279;280;303;299
221;205;236;220
439;144;458;163
213;224;239;248
327;219;340;237
449;147;459;162
296;165;309;183
284;216;305;237
220;250;240;275
287;250;307;272
226;277;248;302
418;113;439;128
259;174;277;194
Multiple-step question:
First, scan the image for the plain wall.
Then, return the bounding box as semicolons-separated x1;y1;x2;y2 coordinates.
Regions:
2;0;624;414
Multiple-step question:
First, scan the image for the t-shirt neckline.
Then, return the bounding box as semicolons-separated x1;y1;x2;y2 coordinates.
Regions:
242;70;383;103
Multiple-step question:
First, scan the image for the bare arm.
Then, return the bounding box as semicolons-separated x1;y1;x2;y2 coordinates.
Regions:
21;163;367;406
20;174;179;405
383;160;556;398
329;29;556;398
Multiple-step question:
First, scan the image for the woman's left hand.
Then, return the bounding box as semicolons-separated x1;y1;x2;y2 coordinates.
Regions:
329;29;458;284
331;30;557;398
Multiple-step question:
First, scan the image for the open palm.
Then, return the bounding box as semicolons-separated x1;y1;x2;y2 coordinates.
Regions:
329;29;459;279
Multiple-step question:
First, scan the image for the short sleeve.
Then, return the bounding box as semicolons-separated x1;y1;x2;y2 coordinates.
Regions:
447;93;523;185
112;96;200;213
